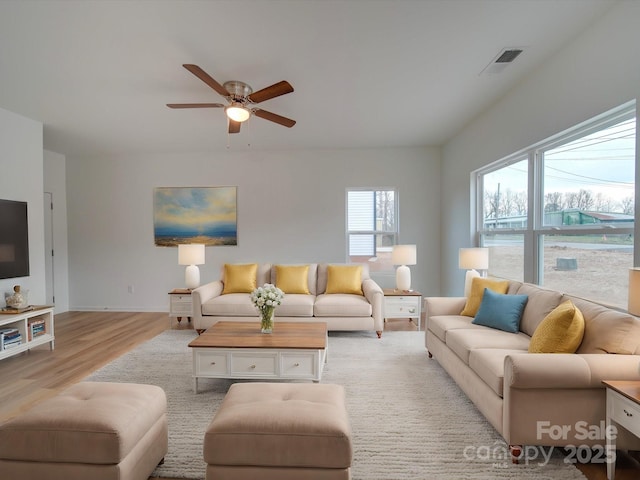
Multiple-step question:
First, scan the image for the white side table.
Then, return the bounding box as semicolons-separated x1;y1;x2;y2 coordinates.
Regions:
382;288;422;330
168;289;193;323
603;380;640;480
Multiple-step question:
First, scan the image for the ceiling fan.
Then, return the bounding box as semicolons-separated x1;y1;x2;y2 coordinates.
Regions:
167;64;296;134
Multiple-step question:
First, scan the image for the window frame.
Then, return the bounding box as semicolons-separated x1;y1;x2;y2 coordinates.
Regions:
474;101;636;290
345;187;399;266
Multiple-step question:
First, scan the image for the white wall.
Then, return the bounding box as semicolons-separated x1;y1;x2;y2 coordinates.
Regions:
66;146;440;311
0;107;46;305
44;149;70;313
441;1;640;296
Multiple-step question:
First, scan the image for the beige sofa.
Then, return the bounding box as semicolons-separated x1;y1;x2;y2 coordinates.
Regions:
192;263;384;337
424;280;640;458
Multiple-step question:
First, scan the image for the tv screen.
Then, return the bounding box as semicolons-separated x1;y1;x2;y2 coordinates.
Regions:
0;199;30;279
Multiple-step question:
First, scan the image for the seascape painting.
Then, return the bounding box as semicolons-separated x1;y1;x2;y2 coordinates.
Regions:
153;187;237;246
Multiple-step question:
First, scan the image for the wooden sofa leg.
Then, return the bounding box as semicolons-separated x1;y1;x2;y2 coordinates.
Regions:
158;457;165;466
376;331;382;338
196;329;205;335
428;351;432;358
509;445;522;464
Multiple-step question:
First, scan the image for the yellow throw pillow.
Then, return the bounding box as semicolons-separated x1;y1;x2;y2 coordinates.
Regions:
275;265;310;294
528;300;585;353
460;278;509;317
222;263;257;294
325;265;363;295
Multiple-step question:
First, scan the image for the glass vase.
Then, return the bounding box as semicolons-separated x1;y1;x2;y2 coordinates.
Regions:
260;308;275;334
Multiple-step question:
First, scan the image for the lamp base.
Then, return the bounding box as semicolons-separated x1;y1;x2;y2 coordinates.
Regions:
396;265;411;291
463;269;480;297
185;265;200;289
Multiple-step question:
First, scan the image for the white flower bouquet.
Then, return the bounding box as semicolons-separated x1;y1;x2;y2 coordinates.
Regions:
250;283;284;333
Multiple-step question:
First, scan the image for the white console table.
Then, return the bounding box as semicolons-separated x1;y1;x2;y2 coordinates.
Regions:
0;306;55;361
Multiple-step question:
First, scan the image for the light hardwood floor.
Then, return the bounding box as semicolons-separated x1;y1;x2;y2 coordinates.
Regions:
0;312;637;480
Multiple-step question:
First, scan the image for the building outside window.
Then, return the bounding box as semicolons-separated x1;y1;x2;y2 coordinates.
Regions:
346;188;398;272
476;103;636;308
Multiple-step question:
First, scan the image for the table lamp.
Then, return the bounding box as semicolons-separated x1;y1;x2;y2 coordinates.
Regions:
459;247;489;297
629;268;640;316
392;244;417;291
178;244;205;289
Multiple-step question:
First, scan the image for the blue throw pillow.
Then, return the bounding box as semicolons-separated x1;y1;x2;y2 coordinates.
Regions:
472;288;528;333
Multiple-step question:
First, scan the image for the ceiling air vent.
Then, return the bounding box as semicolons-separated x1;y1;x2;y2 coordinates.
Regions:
480;47;525;75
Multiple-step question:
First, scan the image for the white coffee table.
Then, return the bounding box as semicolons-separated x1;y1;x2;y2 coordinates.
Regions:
188;321;327;393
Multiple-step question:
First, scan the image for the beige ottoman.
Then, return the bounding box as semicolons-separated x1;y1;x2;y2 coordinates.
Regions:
0;382;168;480
204;382;352;480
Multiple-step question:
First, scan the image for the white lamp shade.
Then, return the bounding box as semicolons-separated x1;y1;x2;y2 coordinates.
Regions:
458;247;489;270
178;244;205;266
392;244;417;266
629;268;640;316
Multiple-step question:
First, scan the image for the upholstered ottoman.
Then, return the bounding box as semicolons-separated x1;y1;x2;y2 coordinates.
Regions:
0;382;168;480
204;382;352;480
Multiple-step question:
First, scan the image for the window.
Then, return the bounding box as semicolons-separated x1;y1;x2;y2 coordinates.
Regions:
476;103;636;308
346;189;397;271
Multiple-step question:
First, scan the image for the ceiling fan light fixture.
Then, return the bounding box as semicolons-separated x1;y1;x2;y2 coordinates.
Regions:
225;104;250;122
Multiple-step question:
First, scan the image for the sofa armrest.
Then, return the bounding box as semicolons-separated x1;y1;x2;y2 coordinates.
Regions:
191;280;223;328
424;297;466;318
505;353;640;390
362;278;384;333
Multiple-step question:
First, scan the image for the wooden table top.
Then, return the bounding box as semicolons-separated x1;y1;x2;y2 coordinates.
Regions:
603;380;640;404
189;321;327;350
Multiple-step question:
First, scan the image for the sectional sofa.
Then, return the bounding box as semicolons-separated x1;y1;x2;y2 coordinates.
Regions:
424;279;640;459
192;263;384;337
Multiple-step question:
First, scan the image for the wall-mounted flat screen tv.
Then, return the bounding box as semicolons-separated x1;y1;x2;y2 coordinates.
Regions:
0;199;30;279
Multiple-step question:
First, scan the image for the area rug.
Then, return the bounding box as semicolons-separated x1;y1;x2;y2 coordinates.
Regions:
84;329;586;480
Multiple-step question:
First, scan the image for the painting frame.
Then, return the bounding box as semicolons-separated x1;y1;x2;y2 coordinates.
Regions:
153;186;237;247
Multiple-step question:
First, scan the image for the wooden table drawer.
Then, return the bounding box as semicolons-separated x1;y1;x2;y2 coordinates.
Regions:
194;351;228;375
281;352;316;376
230;352;278;375
608;389;640;437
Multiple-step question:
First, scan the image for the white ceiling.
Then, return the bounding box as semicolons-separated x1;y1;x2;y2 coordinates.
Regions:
0;0;615;157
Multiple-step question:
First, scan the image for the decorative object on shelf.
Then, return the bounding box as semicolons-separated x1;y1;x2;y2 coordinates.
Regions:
250;283;284;333
629;267;640;316
153;186;238;247
5;285;28;309
392;244;417;292
459;247;489;297
178;244;205;289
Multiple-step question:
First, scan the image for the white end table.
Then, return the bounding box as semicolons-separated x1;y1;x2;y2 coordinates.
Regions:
382;288;422;330
603;380;640;479
168;289;193;323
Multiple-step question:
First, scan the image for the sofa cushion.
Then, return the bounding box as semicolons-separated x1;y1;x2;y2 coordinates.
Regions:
428;315;486;343
569;295;640;354
222;263;258;294
276;294;315;317
528;300;585;353
460;278;509;317
472;289;528;333
469;349;526;398
314;294;372;317
513;283;563;337
446;328;531;365
203;293;257;317
325;265;363;295
317;263;369;294
274;265;310;294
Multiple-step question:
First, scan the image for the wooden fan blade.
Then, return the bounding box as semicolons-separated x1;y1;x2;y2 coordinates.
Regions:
228;119;241;134
247;81;294;104
254;109;296;128
182;64;230;97
166;103;224;108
